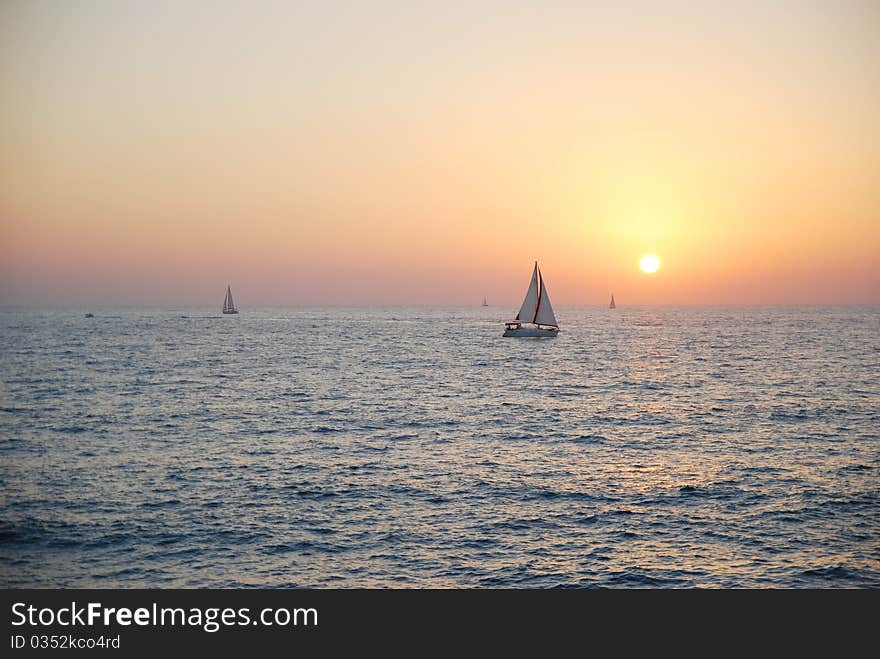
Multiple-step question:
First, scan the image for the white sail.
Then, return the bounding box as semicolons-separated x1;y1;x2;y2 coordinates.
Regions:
224;286;236;313
504;261;558;337
534;268;557;327
516;263;539;322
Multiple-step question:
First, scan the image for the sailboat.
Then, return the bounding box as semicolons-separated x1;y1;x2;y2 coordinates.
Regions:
482;297;488;307
609;294;616;309
222;285;239;314
503;262;558;337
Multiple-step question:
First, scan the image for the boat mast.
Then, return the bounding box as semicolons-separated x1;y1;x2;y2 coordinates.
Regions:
532;263;542;325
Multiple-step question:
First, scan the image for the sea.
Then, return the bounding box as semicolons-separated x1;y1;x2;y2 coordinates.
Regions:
1;305;878;588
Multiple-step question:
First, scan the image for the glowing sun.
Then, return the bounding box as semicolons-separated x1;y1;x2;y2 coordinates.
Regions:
639;254;661;274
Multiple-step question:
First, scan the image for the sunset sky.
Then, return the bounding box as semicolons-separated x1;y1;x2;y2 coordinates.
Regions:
1;1;878;305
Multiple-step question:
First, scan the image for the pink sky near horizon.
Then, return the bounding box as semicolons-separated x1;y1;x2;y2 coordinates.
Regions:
1;1;878;306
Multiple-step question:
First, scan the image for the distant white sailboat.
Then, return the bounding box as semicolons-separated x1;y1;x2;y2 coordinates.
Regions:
609;294;616;309
503;262;558;337
222;285;239;314
482;297;488;307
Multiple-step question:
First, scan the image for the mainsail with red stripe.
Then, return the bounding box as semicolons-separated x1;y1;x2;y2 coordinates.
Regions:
534;268;557;327
514;262;557;328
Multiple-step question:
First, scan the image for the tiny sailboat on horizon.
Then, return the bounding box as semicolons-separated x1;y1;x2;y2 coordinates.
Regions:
503;262;558;337
222;285;239;314
609;294;616;309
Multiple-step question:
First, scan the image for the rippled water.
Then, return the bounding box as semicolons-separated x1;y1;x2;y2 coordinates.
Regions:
1;305;878;588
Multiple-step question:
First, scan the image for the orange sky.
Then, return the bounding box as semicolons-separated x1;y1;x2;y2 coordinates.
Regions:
1;1;878;305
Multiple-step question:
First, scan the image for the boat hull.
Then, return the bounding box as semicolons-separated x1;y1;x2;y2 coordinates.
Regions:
503;325;558;338
222;310;239;314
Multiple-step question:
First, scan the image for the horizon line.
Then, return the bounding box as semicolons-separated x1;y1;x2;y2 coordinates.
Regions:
2;302;879;309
